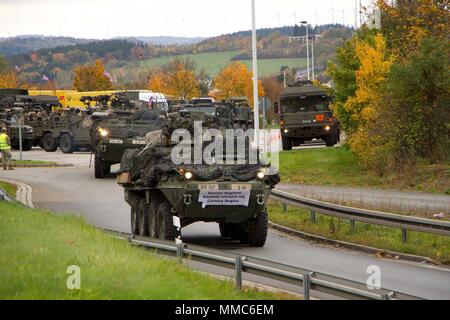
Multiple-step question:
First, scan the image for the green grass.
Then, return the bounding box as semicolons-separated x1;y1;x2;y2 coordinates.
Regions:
12;160;57;166
268;201;450;264
279;147;450;194
139;51;307;77
0;181;16;198
0;202;280;300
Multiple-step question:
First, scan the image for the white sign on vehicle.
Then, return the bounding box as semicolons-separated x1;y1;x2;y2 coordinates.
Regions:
109;139;123;144
132;140;146;145
198;190;250;208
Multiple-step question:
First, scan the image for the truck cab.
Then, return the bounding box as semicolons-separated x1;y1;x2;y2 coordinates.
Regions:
277;80;340;150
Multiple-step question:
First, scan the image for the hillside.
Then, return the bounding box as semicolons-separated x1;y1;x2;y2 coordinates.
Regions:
4;24;353;88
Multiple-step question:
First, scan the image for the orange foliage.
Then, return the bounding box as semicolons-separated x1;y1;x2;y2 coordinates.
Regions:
72;59;114;91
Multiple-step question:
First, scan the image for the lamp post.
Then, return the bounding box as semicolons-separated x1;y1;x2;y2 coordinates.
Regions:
251;0;259;148
301;21;310;80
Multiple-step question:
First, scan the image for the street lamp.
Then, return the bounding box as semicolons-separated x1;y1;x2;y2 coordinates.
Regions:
251;0;259;148
300;21;310;80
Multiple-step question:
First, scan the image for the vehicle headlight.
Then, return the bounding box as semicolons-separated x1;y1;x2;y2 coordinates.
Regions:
284;129;289;134
325;126;331;131
184;171;193;180
257;170;266;180
98;128;109;137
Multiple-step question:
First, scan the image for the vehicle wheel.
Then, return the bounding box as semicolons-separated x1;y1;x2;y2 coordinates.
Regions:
147;201;159;238
137;199;149;236
325;133;335;147
0;97;15;109
130;200;139;235
282;136;292;151
42;133;58;152
157;201;176;241
94;155;110;178
246;210;268;247
22;140;33;151
59;133;74;154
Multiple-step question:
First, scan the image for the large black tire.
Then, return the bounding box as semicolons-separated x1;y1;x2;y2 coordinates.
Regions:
137;199;149;236
130;200;139;235
59;133;74;154
157;202;176;241
245;211;268;247
282;136;292;151
22;140;33;151
0;97;15;109
42;132;58;152
147;201;159;238
325;133;335;147
94;155;111;179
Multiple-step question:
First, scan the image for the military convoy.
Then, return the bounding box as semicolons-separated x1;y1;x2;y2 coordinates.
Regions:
0;109;34;151
116;107;280;247
276;80;340;150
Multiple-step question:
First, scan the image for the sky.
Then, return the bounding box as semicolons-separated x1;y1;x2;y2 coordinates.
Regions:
0;0;371;39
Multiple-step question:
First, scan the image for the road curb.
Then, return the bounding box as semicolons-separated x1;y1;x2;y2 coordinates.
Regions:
0;178;34;208
12;163;74;168
268;221;439;266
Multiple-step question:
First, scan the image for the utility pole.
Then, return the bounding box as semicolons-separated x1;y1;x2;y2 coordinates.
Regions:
311;35;315;81
355;0;359;28
301;21;310;80
251;0;259;148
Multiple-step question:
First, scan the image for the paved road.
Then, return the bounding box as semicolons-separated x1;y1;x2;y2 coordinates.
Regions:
2;150;450;299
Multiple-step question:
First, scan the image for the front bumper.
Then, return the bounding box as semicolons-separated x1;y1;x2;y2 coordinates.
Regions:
281;124;333;139
96;137;146;163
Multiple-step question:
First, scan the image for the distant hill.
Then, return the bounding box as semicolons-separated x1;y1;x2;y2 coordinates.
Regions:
0;35;94;56
118;36;205;46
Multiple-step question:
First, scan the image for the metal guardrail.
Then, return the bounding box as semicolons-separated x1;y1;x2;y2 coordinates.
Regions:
108;232;422;300
271;189;450;241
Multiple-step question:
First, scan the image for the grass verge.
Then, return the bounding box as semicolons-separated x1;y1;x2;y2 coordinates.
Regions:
0;202;281;300
12;160;57;166
0;181;16;198
279;147;450;194
268;201;450;264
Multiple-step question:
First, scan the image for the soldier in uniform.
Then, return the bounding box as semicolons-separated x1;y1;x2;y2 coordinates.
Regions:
0;127;14;170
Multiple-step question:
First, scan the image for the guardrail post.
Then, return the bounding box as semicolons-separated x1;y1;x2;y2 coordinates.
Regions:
310;210;316;223
176;244;185;262
0;193;4;202
350;220;356;229
303;272;314;300
282;203;287;213
401;229;407;243
235;256;244;290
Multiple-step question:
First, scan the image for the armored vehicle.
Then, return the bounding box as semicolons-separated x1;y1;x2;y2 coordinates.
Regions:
0;89;29;110
229;97;253;130
117;113;280;247
0;109;34;151
91;93;166;178
276;80;340;150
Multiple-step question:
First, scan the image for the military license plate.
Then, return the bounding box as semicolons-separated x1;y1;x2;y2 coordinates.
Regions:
231;184;252;191
132;140;146;145
109;139;123;144
198;183;219;191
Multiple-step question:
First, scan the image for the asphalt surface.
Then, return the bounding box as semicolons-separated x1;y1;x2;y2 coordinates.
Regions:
2;149;450;299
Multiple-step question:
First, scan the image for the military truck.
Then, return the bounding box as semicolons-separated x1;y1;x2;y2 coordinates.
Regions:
91;93;166;178
116;113;280;247
276;80;340;150
0;89;29;110
0;109;34;151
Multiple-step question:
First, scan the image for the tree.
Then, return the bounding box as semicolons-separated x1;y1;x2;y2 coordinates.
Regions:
377;0;450;56
147;58;201;99
0;72;18;88
212;62;265;106
0;55;11;74
72;59;114;91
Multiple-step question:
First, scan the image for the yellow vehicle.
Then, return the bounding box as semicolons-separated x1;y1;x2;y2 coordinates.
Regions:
29;90;117;108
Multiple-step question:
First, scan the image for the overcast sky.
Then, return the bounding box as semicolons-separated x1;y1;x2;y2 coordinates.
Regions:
0;0;370;39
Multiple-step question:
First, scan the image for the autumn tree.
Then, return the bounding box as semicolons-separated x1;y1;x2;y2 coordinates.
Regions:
147;58;201;99
212;62;265;106
377;0;450;56
0;72;18;88
73;59;114;91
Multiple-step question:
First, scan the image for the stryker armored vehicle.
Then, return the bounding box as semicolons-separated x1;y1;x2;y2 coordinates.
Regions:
91;92;166;178
275;80;340;150
0;108;34;151
229;97;253;130
116;111;280;247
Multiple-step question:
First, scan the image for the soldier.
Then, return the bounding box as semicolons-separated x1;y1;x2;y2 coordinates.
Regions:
0;127;14;170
